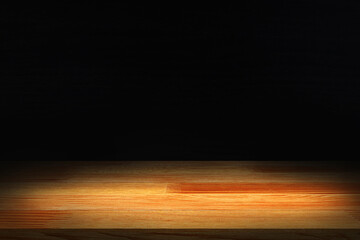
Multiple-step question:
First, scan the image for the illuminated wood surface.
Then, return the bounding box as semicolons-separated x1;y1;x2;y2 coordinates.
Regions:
0;161;359;229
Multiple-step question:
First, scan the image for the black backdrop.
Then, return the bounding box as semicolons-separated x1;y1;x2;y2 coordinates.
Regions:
1;1;360;161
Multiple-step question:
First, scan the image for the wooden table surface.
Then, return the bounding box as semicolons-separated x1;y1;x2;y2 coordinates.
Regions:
0;161;359;230
0;229;360;240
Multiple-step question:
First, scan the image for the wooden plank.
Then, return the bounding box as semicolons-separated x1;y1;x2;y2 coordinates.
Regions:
0;209;359;229
167;182;360;194
0;161;359;229
0;229;360;240
0;194;359;211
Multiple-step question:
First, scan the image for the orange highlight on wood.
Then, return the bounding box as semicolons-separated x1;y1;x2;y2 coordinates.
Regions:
0;161;359;228
167;182;360;194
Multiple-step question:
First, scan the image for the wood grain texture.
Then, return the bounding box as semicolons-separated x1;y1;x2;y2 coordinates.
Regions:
0;161;359;229
0;229;360;240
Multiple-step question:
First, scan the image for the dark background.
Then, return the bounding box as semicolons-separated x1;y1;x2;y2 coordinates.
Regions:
1;1;360;161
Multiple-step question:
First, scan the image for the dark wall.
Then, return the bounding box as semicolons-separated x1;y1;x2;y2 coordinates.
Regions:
1;1;360;160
